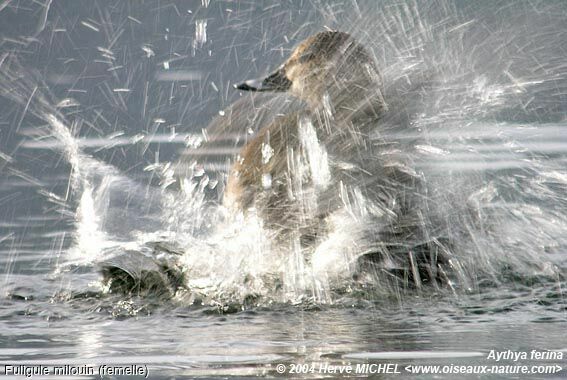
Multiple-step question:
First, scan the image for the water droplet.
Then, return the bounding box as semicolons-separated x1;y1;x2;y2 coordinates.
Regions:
261;142;274;164
262;173;272;189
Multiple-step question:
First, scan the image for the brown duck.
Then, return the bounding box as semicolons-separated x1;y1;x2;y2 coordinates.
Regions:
229;31;451;286
227;31;387;239
100;31;450;296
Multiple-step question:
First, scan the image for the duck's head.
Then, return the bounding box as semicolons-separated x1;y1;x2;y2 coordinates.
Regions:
235;31;385;112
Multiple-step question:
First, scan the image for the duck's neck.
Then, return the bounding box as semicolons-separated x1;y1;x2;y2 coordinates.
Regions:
313;84;386;126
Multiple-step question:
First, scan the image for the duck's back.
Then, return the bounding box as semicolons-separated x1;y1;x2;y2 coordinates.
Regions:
173;93;302;194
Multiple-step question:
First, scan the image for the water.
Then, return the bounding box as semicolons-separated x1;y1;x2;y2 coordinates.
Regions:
1;0;566;378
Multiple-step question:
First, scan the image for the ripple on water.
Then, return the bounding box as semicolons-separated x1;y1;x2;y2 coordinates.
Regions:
342;351;485;360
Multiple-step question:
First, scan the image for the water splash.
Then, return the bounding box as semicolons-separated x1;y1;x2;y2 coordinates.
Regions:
0;0;566;307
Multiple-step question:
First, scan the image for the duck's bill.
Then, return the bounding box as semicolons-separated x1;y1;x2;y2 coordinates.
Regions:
234;68;291;92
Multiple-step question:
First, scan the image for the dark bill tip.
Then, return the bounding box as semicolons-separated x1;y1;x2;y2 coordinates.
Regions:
234;79;263;92
234;68;292;93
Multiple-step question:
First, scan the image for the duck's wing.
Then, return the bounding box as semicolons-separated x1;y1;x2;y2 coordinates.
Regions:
174;94;302;180
99;242;186;298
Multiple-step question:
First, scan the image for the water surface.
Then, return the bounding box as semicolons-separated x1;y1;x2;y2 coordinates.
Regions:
0;1;566;378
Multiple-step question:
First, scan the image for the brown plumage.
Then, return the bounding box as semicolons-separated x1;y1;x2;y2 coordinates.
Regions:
228;31;451;286
227;32;387;242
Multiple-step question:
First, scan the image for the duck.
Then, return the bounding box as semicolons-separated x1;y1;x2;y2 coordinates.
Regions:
228;31;451;287
227;31;386;239
100;31;450;297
